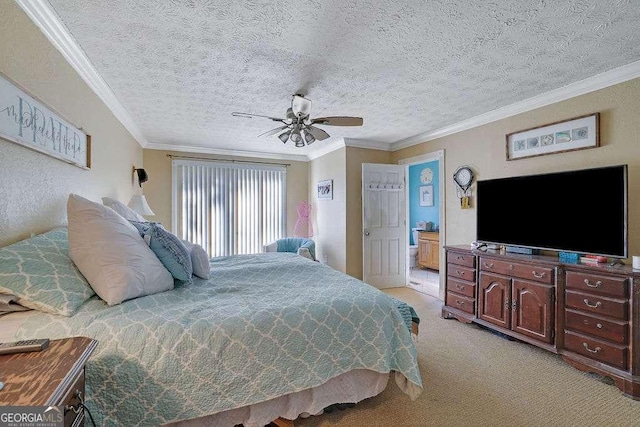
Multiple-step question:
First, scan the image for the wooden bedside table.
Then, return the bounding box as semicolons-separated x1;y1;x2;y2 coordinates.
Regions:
0;336;98;427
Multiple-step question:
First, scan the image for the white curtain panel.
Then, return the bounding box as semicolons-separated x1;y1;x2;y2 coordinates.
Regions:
172;160;287;257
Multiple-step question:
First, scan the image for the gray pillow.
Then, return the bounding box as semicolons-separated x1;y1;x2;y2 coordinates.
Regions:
181;240;211;280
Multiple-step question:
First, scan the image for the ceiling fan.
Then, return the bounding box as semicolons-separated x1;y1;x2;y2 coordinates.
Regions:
232;94;363;147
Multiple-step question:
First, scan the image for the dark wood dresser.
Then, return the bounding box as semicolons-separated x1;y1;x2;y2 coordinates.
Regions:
0;336;98;426
443;245;640;399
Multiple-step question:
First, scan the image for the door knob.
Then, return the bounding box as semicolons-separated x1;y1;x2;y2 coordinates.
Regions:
364;230;370;236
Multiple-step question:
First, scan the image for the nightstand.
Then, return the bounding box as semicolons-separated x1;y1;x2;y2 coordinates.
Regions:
0;336;98;426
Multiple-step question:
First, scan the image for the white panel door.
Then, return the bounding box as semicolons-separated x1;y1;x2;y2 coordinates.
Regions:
362;163;406;288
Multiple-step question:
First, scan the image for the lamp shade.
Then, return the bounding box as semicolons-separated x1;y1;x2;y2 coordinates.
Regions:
128;195;155;216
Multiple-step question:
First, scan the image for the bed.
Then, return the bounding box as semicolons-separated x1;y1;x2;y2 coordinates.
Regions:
0;228;422;426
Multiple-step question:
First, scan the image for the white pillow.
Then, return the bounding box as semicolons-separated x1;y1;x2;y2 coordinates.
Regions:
182;240;211;279
101;196;147;222
68;194;174;305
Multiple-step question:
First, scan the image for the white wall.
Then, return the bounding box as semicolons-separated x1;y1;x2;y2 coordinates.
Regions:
0;0;143;246
308;147;347;272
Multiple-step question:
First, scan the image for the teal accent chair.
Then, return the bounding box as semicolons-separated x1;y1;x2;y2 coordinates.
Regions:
264;238;316;261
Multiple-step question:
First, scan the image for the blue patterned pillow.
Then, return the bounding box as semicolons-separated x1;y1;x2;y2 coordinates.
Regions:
130;222;193;283
0;228;95;316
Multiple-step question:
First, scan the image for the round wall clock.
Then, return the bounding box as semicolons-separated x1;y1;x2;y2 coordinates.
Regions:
420;167;433;184
453;166;474;192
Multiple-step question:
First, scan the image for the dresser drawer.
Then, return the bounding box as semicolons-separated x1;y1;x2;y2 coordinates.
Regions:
564;330;627;370
447;277;476;298
566;271;628;299
447;264;476;282
447;251;475;268
565;309;628;345
446;292;475;315
565;291;627;321
479;258;553;284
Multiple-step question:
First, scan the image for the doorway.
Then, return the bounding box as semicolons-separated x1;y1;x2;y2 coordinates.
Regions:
399;150;445;300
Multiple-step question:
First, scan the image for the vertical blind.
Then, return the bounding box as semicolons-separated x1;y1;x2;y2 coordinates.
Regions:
172;160;287;257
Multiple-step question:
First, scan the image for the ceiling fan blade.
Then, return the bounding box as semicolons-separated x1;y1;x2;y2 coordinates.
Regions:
258;125;289;138
232;112;285;122
306;125;330;141
311;116;363;126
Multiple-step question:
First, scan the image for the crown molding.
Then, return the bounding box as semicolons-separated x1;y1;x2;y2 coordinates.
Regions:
306;139;347;161
398;150;444;165
145;142;310;162
343;138;393;151
306;137;394;161
16;0;149;147
391;60;640;151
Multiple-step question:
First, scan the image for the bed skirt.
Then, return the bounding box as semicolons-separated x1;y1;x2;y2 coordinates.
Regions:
164;369;390;427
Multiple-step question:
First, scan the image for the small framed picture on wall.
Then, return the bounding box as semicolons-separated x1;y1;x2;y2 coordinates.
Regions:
419;185;433;207
317;179;333;200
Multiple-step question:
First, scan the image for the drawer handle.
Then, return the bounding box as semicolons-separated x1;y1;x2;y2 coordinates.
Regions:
65;390;84;415
508;264;514;270
583;299;602;309
456;255;464;260
583;342;602;354
583;319;604;329
584;279;603;288
532;271;546;279
483;262;494;268
456;300;465;306
455;284;465;291
456;270;465;276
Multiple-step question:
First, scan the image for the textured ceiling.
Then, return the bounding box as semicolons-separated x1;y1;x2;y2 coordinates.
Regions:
45;0;640;156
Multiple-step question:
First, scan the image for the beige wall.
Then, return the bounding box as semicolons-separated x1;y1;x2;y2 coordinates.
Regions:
392;77;640;261
308;147;347;272
142;149;309;237
345;147;392;279
0;0;142;246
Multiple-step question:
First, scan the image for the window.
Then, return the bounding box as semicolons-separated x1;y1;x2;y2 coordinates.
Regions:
172;160;286;257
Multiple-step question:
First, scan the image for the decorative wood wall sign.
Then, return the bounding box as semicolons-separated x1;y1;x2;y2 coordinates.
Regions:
0;73;90;169
506;113;599;161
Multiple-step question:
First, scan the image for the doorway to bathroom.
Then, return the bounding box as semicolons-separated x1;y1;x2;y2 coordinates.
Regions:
400;150;445;300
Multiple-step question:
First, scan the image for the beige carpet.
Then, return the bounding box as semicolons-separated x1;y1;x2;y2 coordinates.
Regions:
296;288;640;427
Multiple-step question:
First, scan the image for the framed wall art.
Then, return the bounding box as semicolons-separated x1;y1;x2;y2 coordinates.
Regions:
0;72;91;169
506;113;599;161
317;179;333;200
419;185;433;207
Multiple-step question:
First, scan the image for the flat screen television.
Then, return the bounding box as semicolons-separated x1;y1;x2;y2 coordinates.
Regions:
476;165;627;258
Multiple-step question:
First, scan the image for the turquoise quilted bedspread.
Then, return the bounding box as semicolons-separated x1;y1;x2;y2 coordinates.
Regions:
16;253;422;426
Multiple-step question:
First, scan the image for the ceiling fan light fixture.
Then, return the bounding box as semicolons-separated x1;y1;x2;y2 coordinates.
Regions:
291;94;312;118
278;130;291;143
290;127;302;144
232;95;361;148
303;129;315;145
